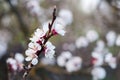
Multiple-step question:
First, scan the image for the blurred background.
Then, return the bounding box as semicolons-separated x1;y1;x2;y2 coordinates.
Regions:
0;0;120;80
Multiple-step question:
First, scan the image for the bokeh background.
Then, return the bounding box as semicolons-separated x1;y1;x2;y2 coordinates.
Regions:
0;0;120;80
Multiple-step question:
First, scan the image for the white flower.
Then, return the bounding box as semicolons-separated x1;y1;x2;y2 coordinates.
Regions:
91;67;106;80
94;40;105;52
31;58;38;65
6;58;17;71
86;30;99;42
28;42;41;51
52;17;66;36
57;51;72;67
30;28;45;43
75;36;89;48
25;48;38;65
26;0;43;16
92;51;104;66
116;35;120;46
106;31;116;47
44;41;55;58
65;57;82;72
15;53;24;63
105;53;117;69
79;0;100;14
58;9;73;25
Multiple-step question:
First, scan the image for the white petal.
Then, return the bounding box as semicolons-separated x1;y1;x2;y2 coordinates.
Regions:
31;58;38;65
25;57;32;61
15;53;24;63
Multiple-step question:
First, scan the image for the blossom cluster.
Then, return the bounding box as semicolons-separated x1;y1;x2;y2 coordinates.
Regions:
48;30;118;80
24;7;65;68
57;51;82;72
6;53;24;72
75;30;119;80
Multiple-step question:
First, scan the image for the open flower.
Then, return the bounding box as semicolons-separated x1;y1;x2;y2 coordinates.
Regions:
44;41;55;58
91;51;104;66
52;18;66;36
105;53;117;69
30;28;45;43
6;53;24;72
91;67;106;80
106;31;116;47
58;9;73;25
57;51;72;67
25;48;38;65
65;56;82;72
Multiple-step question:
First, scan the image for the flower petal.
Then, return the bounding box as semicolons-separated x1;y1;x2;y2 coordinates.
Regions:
25;57;32;61
31;58;38;65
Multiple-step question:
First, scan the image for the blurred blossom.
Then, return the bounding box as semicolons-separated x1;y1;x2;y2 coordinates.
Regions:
6;53;24;72
86;30;99;42
115;35;120;46
10;0;18;6
58;9;73;25
75;36;89;48
94;40;105;52
26;0;43;17
79;0;100;14
105;53;117;69
91;67;106;80
91;51;104;66
1;15;11;27
57;51;72;67
65;56;82;72
106;31;116;47
41;57;55;65
15;53;24;63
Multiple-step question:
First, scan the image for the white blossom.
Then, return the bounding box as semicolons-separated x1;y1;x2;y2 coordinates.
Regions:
52;17;66;36
105;53;117;69
44;41;55;58
58;9;73;25
30;28;45;43
106;31;116;47
28;42;41;51
94;40;105;52
57;51;72;67
86;30;99;42
79;0;100;14
26;0;43;16
116;35;120;46
15;53;24;63
25;48;38;65
92;51;104;66
7;58;17;71
75;36;89;48
65;57;82;72
91;67;106;80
